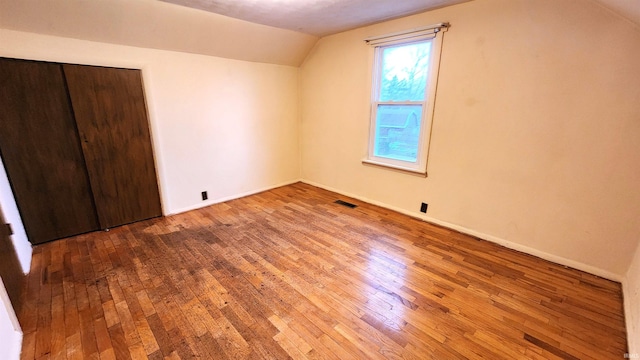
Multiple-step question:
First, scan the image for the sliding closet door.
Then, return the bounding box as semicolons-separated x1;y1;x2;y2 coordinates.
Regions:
0;59;100;244
63;65;162;229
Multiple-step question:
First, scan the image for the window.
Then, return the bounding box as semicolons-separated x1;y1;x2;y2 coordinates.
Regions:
363;24;448;175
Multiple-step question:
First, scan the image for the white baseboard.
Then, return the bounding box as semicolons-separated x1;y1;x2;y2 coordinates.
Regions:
167;179;303;215
623;279;637;355
300;179;622;282
621;245;640;355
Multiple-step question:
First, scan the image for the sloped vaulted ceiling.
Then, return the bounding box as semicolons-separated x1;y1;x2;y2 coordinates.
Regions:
0;0;638;66
159;0;470;36
591;0;640;26
0;0;318;66
0;0;473;66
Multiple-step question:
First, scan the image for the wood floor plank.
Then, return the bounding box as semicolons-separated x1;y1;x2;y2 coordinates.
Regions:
18;182;628;359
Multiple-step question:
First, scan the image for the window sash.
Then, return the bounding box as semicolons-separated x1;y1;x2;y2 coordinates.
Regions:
371;102;425;163
370;105;425;160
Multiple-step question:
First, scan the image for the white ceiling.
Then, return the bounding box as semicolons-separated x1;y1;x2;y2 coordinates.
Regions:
158;0;640;37
159;0;471;36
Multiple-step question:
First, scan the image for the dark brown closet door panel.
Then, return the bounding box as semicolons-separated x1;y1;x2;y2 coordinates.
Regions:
0;59;100;244
63;65;162;229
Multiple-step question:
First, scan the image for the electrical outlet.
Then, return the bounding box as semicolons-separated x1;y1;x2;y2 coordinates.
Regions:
420;202;428;213
201;191;208;201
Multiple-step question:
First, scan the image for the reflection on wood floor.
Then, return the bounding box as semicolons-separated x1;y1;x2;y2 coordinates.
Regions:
19;182;627;359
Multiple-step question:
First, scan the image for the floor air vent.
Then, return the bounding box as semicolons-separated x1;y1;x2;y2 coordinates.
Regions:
335;200;357;208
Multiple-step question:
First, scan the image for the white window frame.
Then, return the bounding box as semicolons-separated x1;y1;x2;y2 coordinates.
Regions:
362;24;448;176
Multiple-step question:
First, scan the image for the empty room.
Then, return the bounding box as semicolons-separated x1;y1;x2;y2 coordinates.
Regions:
0;0;639;359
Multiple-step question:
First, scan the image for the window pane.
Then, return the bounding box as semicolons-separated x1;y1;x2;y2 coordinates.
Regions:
379;41;431;102
374;104;423;162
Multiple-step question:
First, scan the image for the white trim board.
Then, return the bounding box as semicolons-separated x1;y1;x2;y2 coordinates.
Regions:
300;179;622;282
0;278;22;360
623;278;636;354
622;244;640;355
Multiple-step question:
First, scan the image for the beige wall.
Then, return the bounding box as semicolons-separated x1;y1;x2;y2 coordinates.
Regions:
0;28;301;216
300;0;640;278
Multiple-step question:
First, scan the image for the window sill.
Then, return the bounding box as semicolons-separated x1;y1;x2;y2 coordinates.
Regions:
362;159;427;177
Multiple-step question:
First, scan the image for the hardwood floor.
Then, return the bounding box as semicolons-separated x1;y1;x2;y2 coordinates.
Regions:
18;182;627;359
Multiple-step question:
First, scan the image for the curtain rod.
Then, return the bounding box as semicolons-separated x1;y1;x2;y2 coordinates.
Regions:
364;22;450;44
